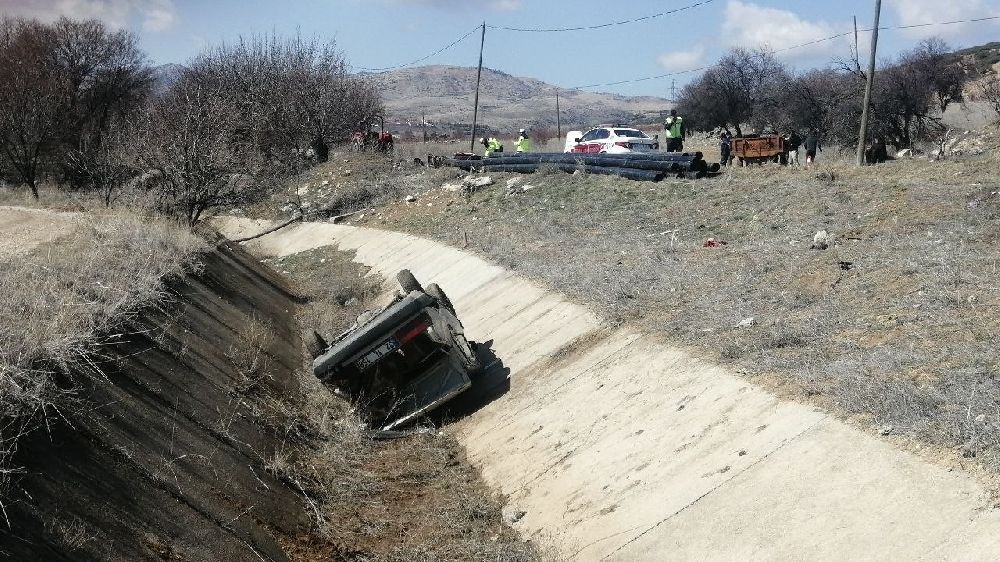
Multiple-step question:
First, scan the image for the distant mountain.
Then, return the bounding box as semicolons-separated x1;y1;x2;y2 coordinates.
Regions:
369;65;672;134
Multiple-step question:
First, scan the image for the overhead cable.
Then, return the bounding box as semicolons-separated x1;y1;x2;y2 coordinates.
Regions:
486;0;716;32
570;14;1000;89
357;24;482;72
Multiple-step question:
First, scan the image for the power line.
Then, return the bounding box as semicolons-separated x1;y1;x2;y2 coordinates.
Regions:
486;0;716;32
356;24;482;72
569;13;1000;90
892;14;1000;30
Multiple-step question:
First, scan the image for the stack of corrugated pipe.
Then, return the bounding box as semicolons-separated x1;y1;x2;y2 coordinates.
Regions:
444;152;721;181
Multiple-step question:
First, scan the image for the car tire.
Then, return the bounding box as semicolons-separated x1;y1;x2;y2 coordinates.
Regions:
425;283;456;315
306;329;328;359
450;329;482;372
396;269;423;294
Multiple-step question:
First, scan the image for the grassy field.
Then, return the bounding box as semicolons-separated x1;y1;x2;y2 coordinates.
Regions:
273;144;1000;484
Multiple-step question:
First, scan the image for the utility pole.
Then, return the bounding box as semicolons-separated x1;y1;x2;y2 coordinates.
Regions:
470;21;486;153
856;0;881;167
670;79;676;102
853;16;859;68
555;90;562;142
422;111;427;143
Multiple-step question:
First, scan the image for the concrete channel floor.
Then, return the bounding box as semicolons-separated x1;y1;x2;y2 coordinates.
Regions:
217;218;1000;561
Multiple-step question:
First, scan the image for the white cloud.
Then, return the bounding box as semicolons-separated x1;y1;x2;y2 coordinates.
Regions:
142;0;175;32
885;0;998;39
657;46;706;71
1;0;178;32
390;0;522;11
722;1;848;58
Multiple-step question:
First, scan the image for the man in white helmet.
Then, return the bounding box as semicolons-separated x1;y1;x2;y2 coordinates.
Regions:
515;129;532;153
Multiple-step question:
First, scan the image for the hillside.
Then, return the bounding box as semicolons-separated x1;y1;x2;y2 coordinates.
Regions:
371;65;672;134
957;42;1000;75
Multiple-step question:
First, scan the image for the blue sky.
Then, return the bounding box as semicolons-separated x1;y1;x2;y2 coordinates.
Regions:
5;0;1000;96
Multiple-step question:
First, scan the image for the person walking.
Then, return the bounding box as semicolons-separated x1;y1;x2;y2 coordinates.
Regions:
664;109;685;152
515;129;532;153
480;137;503;157
804;130;821;166
719;131;732;166
786;131;802;166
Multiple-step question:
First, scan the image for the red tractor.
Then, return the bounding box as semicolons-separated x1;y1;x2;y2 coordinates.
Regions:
352;116;394;154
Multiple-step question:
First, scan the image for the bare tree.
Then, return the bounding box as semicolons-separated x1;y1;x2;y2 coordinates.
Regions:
870;40;966;148
194;34;382;170
50;18;151;189
0;19;62;198
677;48;790;135
126;68;270;226
906;38;965;114
978;74;1000;123
0;17;149;198
121;33;384;224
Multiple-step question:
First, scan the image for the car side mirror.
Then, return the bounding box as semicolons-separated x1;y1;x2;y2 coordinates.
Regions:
574;138;581;143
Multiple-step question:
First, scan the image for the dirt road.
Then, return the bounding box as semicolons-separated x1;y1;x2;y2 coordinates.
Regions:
217;216;1000;561
0;206;75;256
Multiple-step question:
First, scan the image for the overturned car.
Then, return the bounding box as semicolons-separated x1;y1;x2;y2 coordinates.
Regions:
310;270;481;430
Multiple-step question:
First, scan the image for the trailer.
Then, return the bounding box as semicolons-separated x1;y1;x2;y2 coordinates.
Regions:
732;134;788;166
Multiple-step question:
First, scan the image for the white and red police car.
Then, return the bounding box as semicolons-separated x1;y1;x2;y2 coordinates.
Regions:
563;125;659;154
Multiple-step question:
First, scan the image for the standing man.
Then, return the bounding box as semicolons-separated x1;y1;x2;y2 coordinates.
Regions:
719;131;732;166
804;130;821;166
515;129;532;153
664;109;685;152
786;131;802;166
480;137;503;157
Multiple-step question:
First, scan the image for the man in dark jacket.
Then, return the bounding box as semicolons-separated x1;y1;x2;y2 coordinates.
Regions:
719;131;732;166
804;131;821;165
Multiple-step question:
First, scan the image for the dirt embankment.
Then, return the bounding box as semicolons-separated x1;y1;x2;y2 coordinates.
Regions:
1;242;312;560
0;206;75;255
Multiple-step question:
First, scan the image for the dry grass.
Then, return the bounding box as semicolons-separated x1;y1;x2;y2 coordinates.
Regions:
243;150;459;222
380;154;1000;474
246;243;540;562
0;211;206;497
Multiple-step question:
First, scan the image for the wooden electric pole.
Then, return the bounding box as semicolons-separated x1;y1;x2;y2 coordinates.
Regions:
853;16;859;67
856;0;881;166
555;90;562;142
470;22;486;153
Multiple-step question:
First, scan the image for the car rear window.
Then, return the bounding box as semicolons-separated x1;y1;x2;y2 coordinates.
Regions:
615;129;649;138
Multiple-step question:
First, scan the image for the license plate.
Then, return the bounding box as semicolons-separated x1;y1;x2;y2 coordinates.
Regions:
355;337;400;369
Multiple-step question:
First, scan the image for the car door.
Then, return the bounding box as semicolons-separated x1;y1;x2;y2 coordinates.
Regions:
573;129;602;153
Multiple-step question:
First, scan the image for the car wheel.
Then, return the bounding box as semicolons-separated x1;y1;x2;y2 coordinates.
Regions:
450;329;482;372
306;329;328;359
396;269;423;294
425;283;456;315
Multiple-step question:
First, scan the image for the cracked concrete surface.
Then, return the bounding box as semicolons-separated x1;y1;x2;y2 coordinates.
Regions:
216;217;1000;561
